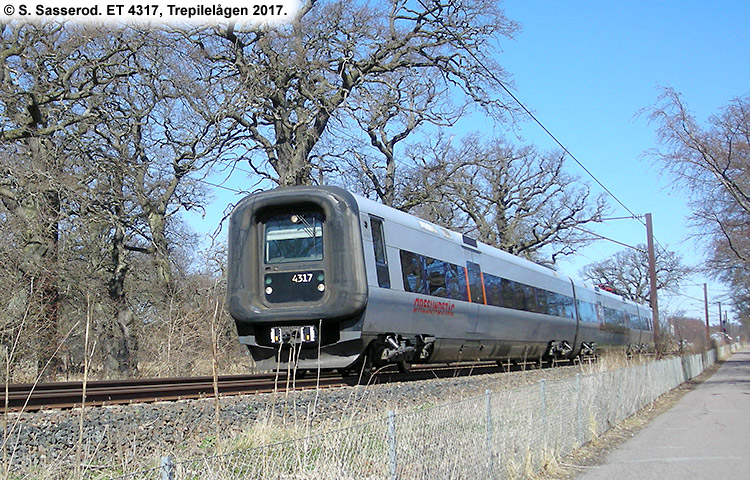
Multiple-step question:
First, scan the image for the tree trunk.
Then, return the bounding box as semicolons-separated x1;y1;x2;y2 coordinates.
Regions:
103;220;138;377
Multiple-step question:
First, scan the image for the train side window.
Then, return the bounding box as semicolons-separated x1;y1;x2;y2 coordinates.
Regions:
547;292;563;317
484;273;503;307
399;249;470;301
601;305;629;328
400;250;426;294
576;300;598;323
465;261;485;304
535;288;549;315
425;257;448;297
519;283;536;312
370;217;391;288
501;278;515;309
595;303;604;324
447;262;469;302
562;295;576;319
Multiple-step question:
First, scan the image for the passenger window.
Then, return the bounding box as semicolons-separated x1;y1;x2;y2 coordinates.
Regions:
535;288;549;314
425;258;448;297
576;300;598;323
400;250;426;294
447;263;469;302
399;249;468;301
466;261;485;304
484;274;503;307
547;292;563;317
370;217;390;288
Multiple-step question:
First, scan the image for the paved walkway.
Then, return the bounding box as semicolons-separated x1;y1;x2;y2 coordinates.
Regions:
577;348;750;480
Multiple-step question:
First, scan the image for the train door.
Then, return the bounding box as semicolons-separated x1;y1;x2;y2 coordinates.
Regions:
570;279;581;354
369;216;391;288
463;245;485;334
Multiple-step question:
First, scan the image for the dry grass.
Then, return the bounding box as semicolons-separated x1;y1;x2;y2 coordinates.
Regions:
3;347;733;480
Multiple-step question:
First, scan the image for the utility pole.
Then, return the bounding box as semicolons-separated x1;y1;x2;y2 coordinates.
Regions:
645;213;660;356
703;283;710;349
724;312;729;337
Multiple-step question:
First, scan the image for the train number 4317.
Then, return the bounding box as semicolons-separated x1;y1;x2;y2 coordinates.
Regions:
291;273;313;283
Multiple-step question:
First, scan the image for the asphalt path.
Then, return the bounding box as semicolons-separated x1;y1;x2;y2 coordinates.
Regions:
577;348;750;480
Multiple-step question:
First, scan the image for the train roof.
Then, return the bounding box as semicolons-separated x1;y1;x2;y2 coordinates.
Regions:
237;185;650;312
350;190;650;311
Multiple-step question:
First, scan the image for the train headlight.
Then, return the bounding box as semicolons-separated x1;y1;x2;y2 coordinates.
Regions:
317;283;325;292
265;286;273;295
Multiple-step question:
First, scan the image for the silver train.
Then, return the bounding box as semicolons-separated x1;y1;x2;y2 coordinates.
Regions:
227;186;654;372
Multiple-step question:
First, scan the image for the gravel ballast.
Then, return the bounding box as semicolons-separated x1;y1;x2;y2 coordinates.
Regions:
3;362;602;476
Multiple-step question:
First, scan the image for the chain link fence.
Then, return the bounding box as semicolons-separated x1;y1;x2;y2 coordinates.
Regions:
106;350;720;480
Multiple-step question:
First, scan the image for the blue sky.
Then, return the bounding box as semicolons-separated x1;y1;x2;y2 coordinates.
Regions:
491;0;750;323
186;1;750;325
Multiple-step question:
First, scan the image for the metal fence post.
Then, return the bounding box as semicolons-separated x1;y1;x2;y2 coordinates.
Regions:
576;373;583;445
486;389;494;479
160;456;174;480
540;379;547;451
388;410;397;480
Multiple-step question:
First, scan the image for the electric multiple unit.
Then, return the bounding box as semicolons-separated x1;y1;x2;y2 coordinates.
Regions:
227;186;654;372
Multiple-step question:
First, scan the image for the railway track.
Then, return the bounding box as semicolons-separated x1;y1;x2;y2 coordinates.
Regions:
2;360;568;413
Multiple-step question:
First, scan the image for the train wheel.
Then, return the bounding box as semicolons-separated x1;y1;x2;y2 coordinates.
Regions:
396;361;412;373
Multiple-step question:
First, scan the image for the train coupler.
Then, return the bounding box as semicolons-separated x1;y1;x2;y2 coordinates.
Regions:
270;325;318;345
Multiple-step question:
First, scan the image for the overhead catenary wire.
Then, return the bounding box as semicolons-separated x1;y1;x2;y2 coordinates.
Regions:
461;44;640;219
459;42;678;255
571;226;645;252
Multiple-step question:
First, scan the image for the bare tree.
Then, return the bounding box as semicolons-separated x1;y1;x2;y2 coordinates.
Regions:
404;135;608;263
1;23;233;378
0;22;141;375
647;88;750;266
579;244;691;302
647;87;750;325
66;28;230;376
329;66;468;205
195;0;520;187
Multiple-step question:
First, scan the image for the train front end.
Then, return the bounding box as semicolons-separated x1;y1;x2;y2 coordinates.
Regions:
227;186;368;371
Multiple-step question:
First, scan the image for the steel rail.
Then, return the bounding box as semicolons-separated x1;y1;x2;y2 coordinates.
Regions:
2;360;571;413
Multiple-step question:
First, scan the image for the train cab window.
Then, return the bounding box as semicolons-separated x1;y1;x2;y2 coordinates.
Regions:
264;211;324;264
370;216;391;288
